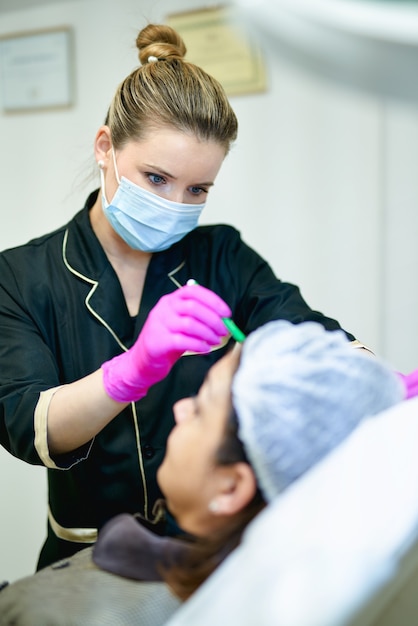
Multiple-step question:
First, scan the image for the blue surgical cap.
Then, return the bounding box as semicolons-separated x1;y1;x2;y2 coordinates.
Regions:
232;321;404;502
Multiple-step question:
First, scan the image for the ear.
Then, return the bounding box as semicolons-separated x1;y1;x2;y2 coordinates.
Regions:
210;463;257;517
94;125;112;167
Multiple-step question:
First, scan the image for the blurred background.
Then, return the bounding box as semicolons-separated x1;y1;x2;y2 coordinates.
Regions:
1;0;417;583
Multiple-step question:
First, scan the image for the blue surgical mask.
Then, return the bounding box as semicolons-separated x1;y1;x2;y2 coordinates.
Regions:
99;150;205;252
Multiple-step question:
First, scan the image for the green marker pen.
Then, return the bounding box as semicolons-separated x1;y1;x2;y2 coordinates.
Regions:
186;279;246;343
221;317;246;343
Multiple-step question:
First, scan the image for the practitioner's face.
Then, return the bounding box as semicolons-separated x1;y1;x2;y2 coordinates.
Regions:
95;125;226;206
157;348;255;537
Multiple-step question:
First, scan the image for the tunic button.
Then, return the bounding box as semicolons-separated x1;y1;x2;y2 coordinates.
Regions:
143;444;155;459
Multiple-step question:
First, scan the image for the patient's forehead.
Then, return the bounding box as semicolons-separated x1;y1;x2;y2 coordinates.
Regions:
214;345;241;377
196;350;241;424
205;347;241;394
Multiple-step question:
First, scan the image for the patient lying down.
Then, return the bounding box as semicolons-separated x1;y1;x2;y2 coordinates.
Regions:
0;320;411;624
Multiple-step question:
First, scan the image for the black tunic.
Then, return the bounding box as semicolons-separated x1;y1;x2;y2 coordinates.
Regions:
0;190;354;567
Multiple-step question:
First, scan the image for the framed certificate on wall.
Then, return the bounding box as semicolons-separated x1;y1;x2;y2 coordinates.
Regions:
167;6;266;97
0;27;74;113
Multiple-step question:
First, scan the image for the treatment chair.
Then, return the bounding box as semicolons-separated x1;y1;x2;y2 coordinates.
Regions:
0;544;180;626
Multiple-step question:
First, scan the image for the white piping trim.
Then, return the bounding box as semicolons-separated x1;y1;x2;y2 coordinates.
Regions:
48;506;97;543
62;229;127;352
61;228;150;517
350;339;375;355
131;402;149;520
168;260;186;288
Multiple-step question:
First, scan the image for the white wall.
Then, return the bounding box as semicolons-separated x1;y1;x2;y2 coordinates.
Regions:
0;0;417;583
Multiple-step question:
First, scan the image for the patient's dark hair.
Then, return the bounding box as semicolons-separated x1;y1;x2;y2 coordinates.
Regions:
162;406;266;600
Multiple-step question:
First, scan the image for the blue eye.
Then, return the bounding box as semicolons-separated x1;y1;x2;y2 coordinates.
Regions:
148;173;165;185
189;186;207;196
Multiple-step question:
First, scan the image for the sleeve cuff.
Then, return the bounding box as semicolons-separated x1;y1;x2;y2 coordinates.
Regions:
34;387;93;469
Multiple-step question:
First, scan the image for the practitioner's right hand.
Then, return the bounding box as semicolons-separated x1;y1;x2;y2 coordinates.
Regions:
101;284;231;402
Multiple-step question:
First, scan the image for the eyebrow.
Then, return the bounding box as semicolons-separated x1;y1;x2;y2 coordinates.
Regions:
143;163;215;187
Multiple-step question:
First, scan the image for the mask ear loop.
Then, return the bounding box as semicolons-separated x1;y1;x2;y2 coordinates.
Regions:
98;146;120;205
98;159;109;206
111;147;121;185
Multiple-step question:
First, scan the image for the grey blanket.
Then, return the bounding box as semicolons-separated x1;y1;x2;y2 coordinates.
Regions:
0;546;181;625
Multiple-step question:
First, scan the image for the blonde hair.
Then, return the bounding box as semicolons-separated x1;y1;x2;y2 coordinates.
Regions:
106;24;238;153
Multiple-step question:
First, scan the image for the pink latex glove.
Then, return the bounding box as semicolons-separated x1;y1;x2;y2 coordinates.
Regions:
102;284;231;402
398;369;418;400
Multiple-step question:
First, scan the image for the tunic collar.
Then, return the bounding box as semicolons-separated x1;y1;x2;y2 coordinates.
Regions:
62;191;191;347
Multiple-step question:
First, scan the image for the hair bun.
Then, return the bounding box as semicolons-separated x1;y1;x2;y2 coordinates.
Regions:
136;23;187;65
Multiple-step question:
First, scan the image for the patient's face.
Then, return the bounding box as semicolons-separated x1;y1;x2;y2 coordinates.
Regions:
157;349;240;536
